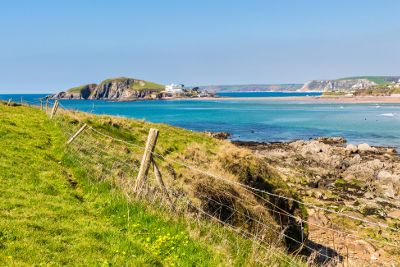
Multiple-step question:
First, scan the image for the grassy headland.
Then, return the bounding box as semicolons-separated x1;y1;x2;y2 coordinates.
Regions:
336;76;395;84
66;84;97;93
353;84;400;96
67;78;164;94
0;102;304;266
97;77;164;92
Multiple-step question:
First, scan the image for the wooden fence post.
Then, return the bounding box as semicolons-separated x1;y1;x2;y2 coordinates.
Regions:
45;99;49;112
20;97;23;105
40;100;43;110
134;128;159;194
66;124;87;144
50;100;59;119
7;98;12;106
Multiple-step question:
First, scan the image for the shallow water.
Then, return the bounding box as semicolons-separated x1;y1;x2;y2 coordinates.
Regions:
2;94;400;148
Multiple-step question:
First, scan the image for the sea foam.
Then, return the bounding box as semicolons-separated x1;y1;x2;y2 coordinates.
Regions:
380;113;395;117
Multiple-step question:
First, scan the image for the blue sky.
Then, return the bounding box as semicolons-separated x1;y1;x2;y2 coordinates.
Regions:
1;0;399;93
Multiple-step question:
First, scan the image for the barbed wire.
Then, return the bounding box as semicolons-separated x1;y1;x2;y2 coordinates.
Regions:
57;103;400;232
197;181;399;248
68;124;382;265
193;188;340;263
67;133;384;266
178;195;304;267
64;128;301;266
53;101;399;265
60;115;395;231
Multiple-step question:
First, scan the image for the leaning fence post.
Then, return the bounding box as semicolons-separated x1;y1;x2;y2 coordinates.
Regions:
45;99;49;112
134;128;159;194
66;124;87;144
50;100;59;119
7;98;12;106
40;100;43;110
153;159;174;209
20;97;23;105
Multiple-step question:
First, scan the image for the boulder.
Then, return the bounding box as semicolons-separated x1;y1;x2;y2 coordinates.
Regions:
206;132;230;140
345;144;358;153
314;136;346;145
358;143;376;152
349;154;361;164
386;148;397;154
377;170;393;180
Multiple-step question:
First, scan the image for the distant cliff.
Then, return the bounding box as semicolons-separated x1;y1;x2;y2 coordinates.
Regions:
52;77;164;100
301;76;400;92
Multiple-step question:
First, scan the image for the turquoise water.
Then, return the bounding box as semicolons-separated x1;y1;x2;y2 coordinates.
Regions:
1;94;400;148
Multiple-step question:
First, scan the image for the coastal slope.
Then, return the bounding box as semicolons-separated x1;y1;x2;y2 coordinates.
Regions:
0;101;304;266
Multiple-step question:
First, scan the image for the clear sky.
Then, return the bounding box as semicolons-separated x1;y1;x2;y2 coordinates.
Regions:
1;0;400;93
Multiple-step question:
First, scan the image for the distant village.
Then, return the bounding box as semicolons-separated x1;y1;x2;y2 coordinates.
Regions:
162;83;214;98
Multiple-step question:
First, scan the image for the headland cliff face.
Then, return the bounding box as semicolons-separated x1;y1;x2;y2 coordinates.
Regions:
301;76;400;92
301;79;376;91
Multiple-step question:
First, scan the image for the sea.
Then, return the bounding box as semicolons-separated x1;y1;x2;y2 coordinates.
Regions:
1;92;400;148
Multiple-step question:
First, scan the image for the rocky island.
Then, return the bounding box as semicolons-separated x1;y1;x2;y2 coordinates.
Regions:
51;77;213;101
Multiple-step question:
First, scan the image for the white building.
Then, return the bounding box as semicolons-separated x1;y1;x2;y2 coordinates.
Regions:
165;83;184;94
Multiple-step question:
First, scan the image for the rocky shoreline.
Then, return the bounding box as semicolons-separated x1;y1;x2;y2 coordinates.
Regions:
233;137;400;209
231;136;400;264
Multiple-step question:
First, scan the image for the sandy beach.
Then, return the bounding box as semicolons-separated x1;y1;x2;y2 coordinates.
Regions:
179;95;400;103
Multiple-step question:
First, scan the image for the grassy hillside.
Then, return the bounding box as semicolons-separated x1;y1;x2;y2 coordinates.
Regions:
66;77;164;95
0;102;303;266
67;84;97;93
337;76;400;84
98;77;164;91
353;84;400;96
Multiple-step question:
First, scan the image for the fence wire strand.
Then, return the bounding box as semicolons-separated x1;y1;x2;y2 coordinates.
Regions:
50;102;399;266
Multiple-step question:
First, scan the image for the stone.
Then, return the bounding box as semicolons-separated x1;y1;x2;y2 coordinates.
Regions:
207;132;231;140
386;148;397;154
377;170;393;180
345;144;358;153
382;183;395;198
349;154;361;164
358;143;376;152
314;136;346;145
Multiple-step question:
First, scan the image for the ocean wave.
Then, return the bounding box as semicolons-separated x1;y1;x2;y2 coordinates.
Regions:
380;113;395;117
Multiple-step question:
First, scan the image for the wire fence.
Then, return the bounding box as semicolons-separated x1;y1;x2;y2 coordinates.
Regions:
3;98;399;266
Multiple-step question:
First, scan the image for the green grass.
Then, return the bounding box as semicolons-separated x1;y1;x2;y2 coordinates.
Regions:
66;84;96;93
353;84;400;96
321;91;347;96
337;76;398;84
0;103;303;266
98;77;164;92
66;77;164;94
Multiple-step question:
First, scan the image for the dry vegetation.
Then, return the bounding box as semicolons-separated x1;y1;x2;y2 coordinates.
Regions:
55;108;309;254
